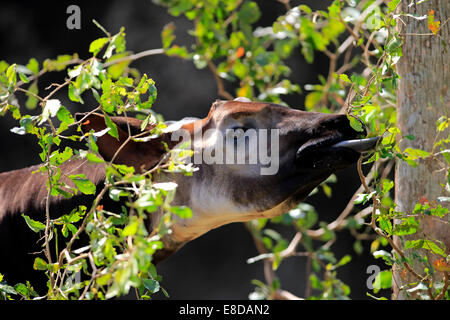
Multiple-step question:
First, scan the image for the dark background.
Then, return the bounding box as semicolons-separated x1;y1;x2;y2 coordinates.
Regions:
0;0;385;299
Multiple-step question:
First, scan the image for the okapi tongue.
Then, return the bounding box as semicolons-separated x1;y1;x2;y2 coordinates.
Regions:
331;136;381;153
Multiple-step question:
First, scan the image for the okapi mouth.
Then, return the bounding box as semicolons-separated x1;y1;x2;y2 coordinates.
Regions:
330;136;381;153
295;135;380;169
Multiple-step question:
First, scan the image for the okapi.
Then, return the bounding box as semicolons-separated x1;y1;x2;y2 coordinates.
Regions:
0;98;379;294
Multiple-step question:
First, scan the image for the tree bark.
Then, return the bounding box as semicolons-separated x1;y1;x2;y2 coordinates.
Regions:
394;0;450;299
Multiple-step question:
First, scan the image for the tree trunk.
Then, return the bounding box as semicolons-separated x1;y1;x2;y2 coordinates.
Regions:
394;0;450;299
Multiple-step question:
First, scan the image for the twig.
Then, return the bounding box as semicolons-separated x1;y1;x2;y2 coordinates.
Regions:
15;87;44;102
223;0;244;27
269;289;303;300
436;272;449;300
279;232;302;258
79;252;98;300
246;223;276;286
277;0;291;11
103;48;165;68
206;60;234;100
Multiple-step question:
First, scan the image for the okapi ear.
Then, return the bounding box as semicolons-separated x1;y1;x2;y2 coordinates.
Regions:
75;112;175;172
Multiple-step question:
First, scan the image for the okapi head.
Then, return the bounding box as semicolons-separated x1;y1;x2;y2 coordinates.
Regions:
75;98;378;255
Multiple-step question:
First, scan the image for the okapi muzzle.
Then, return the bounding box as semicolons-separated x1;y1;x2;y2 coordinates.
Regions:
0;98;379;292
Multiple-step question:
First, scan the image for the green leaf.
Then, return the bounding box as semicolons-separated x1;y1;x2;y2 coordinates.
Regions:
103;113;119;139
56;105;75;124
160;286;170;298
25;81;39;109
143;279;160;293
54;187;73;199
238;1;261;24
69;174;96;195
336;254;352;268
373;270;392;292
404;239;446;257
68;83;83;103
353;240;363;255
422;239;446;257
122;220;139;236
301;41;315;63
328;0;341;16
6;64;16;86
404;148;431;160
290;203;317;229
0;284;17;295
299;4;312;14
272;253;282;271
378;217;392;234
387;0;401;12
22;214;46;233
26;58;39;74
404;239;424;250
381;179;394;193
96;273;112;286
392;217;418;236
170;206;192;219
86;152;104;163
113;164;135;175
305;91;322;110
33;257;48;271
233;59;247;78
339;73;351;84
430;205;449;217
348;115;364;132
14;283;36;297
18;72;30;83
117;76;133;87
161;23;175;49
58;147;74;164
89;37;110;56
436;116;449;132
166;45;189;59
43;54;76;72
106;53;130;79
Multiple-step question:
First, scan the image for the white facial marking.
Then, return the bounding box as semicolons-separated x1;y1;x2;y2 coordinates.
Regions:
233;97;252;102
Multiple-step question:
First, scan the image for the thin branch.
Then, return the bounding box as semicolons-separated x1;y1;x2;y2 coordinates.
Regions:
103;48;165;68
277;0;291;11
269;289;303;300
15;86;44;102
206;60;234;100
436;272;449;300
